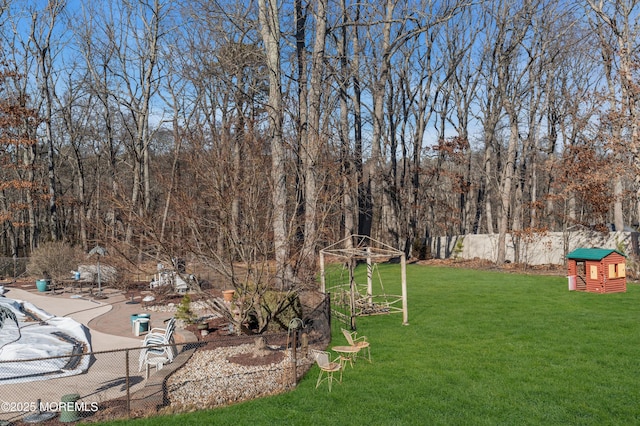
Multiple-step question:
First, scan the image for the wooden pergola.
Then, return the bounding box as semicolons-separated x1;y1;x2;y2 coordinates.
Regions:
319;235;408;329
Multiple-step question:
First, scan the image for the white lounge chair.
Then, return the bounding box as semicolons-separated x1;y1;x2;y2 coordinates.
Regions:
143;317;176;344
139;318;177;373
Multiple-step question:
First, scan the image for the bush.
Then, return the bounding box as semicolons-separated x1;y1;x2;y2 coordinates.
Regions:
26;242;83;281
259;290;303;333
175;294;197;324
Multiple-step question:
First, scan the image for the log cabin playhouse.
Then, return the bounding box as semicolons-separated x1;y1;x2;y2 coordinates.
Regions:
566;248;627;293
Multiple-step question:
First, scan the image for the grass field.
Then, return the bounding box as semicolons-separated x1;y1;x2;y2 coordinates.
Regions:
105;264;640;425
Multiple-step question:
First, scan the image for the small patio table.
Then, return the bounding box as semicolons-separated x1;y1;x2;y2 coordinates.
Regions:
332;345;360;369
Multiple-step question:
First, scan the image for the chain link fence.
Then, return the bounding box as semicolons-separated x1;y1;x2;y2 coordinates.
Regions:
0;293;330;424
0;258;28;280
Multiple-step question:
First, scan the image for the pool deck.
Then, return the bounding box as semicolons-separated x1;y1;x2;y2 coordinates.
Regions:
0;281;187;422
2;282;176;345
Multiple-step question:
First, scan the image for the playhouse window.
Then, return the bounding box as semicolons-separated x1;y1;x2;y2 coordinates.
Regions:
608;263;626;278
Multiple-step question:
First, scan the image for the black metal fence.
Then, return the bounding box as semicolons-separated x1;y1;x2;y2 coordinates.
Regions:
0;293;331;424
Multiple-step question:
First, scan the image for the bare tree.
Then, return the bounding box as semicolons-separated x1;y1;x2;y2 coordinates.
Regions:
585;0;640;229
1;6;42;253
300;0;328;267
480;0;540;264
336;0;357;247
73;3;127;245
0;67;40;256
4;0;640;269
27;0;66;242
85;0;167;245
258;0;292;288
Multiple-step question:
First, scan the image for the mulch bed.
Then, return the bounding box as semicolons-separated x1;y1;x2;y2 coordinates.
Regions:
416;257;567;275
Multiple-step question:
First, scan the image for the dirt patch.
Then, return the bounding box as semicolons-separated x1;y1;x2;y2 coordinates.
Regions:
122;284;225;306
185;317;289;353
416;257;567;276
227;350;285;366
185;316;231;339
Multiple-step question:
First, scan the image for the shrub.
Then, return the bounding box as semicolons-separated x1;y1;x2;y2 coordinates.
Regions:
26;242;84;281
258;290;303;333
175;294;197;324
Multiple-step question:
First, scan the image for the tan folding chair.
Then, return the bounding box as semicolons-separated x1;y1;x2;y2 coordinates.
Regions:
311;349;342;392
342;328;371;362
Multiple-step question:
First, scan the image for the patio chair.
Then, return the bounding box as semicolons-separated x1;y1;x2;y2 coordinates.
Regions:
341;328;371;362
143;317;176;344
139;347;171;378
311;349;342;392
139;318;177;371
146;317;176;340
138;337;176;374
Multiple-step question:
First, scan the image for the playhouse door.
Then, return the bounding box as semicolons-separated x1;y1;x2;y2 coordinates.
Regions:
576;261;587;290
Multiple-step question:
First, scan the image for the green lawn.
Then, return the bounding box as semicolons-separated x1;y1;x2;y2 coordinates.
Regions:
105;265;640;425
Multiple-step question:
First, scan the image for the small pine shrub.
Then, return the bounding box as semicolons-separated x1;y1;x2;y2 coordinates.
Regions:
453;237;464;259
175;294;197;324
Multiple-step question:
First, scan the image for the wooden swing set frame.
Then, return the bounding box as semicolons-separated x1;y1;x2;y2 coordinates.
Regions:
319;235;408;329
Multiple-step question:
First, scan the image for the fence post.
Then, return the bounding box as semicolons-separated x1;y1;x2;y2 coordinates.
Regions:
326;293;332;338
125;349;131;417
291;330;297;387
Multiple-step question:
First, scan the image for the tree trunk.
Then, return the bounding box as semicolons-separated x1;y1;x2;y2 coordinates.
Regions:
339;0;356;246
295;0;308;249
259;0;291;289
497;115;519;264
301;0;327;267
351;4;367;237
370;0;394;242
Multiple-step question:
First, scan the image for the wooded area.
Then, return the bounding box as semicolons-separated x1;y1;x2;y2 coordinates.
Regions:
0;0;639;285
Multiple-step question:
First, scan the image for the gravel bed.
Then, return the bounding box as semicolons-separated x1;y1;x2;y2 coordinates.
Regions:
165;344;314;411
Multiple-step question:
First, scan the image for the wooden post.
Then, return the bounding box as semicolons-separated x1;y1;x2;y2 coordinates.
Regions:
401;254;408;325
319;251;326;293
291;330;297;387
349;259;357;330
367;247;373;307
